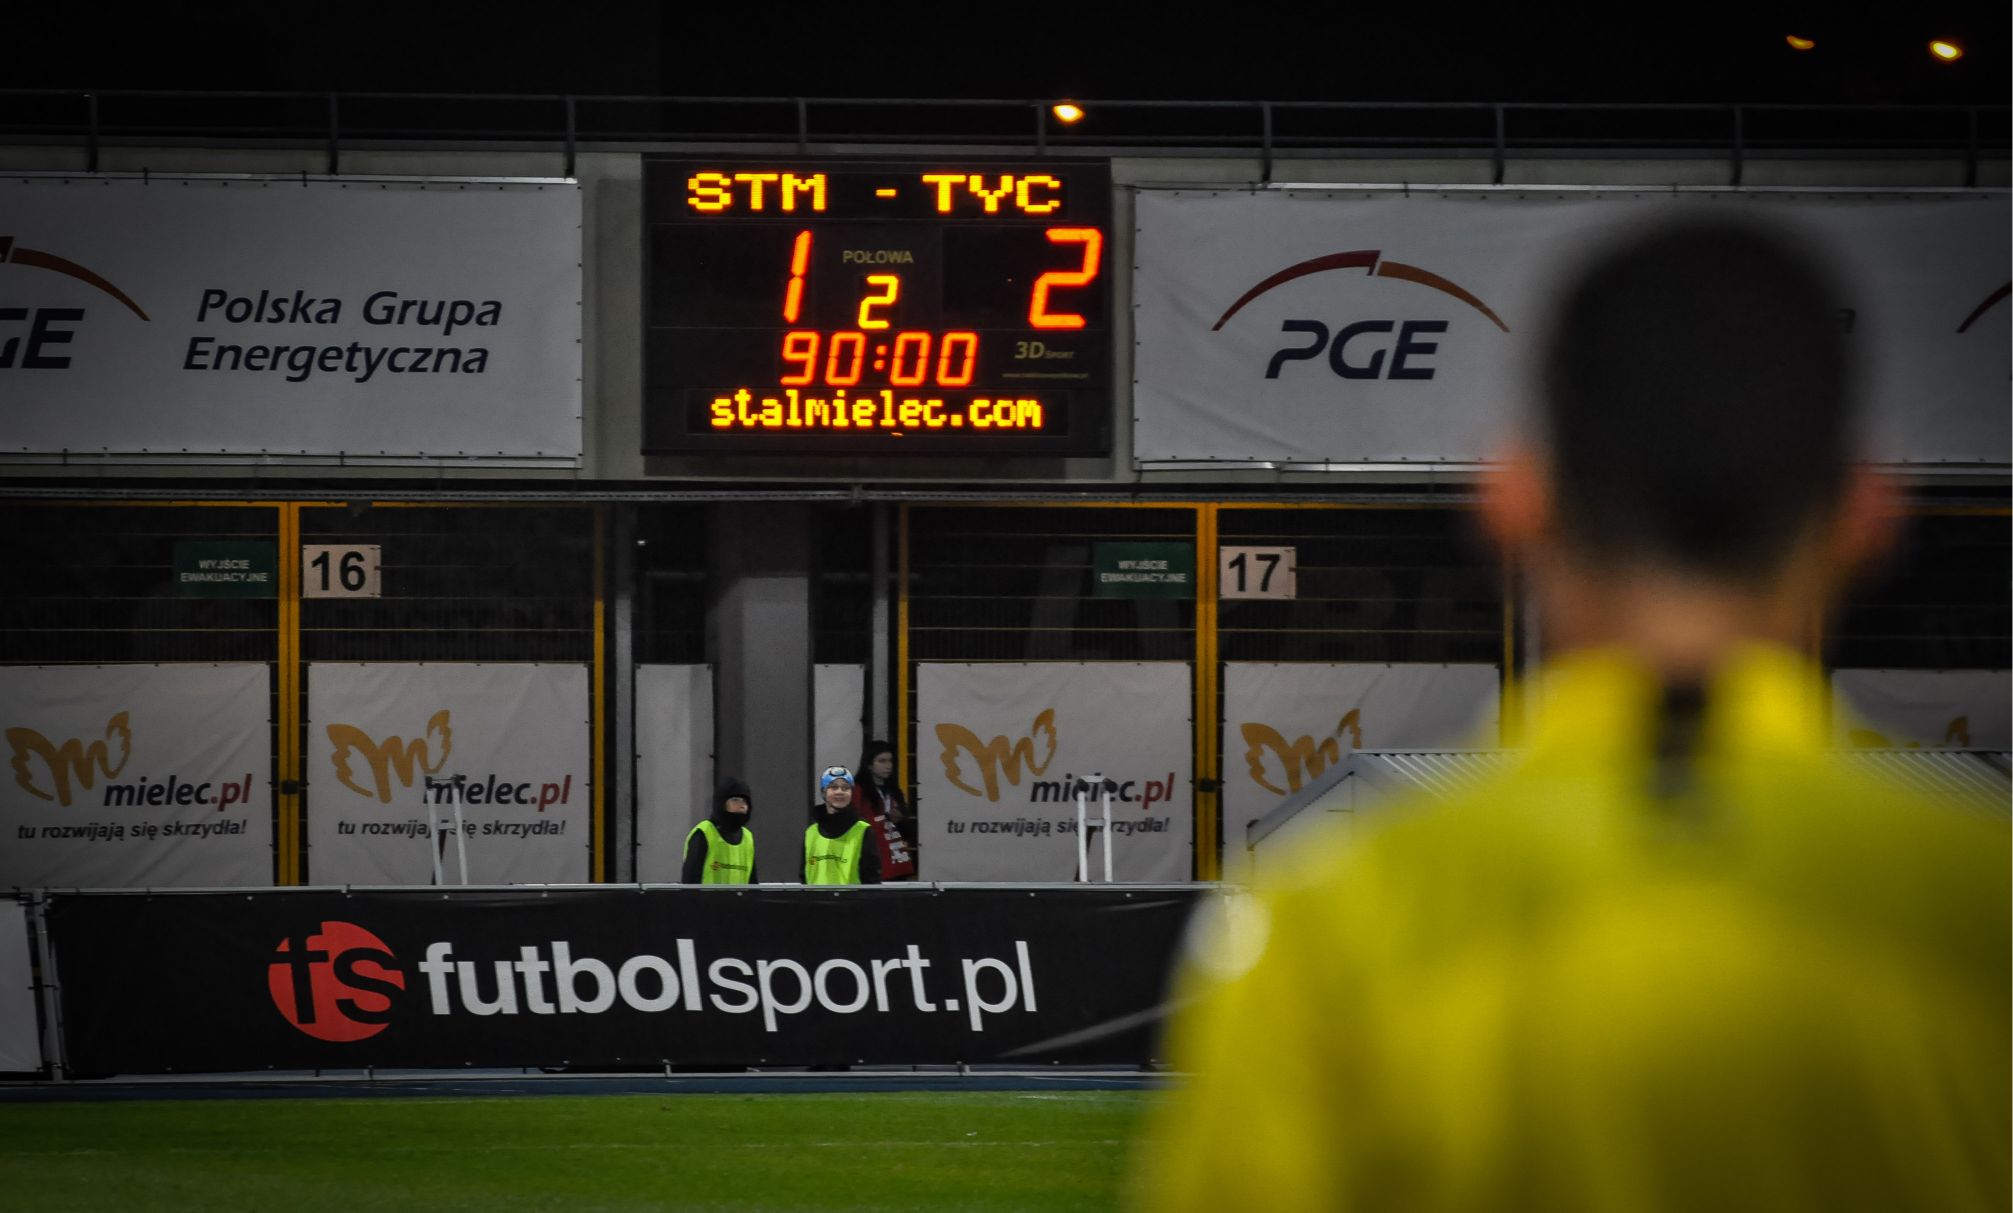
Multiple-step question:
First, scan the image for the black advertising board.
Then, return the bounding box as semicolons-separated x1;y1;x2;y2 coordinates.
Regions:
642;158;1113;456
48;886;1202;1074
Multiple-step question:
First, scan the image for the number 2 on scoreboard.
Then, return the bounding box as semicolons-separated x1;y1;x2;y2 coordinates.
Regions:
1028;227;1101;330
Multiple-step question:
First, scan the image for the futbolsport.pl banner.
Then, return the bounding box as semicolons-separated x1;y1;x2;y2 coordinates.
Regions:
917;663;1193;882
1133;190;2010;466
306;664;591;885
47;886;1206;1072
1221;663;1499;840
0;664;272;889
1831;669;2011;750
0;175;580;460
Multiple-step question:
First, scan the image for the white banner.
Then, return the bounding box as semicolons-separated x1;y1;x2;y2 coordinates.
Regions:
1221;662;1499;838
307;663;591;885
1832;669;2011;749
1;175;581;460
917;662;1192;882
634;664;715;883
814;663;865;789
1133;190;2010;465
0;664;271;889
0;900;38;1072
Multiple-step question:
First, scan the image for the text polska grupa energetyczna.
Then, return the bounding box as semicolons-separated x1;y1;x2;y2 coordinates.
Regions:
181;288;503;384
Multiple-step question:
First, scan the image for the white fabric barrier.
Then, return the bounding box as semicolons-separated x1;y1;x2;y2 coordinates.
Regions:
1832;669;2011;749
0;664;271;889
1134;190;2009;466
634;664;715;883
814;663;866;787
0;901;38;1072
917;662;1192;882
306;663;591;885
1221;662;1500;839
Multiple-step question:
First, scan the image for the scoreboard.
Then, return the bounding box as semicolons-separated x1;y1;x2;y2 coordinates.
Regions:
643;158;1111;455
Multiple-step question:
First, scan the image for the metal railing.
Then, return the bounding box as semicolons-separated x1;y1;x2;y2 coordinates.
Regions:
1;91;2005;184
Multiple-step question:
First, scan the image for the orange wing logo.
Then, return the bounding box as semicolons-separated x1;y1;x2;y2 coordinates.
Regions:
1240;709;1363;796
6;712;132;806
327;709;453;803
935;708;1058;801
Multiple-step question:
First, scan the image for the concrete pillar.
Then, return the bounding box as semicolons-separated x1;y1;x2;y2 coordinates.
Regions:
708;502;814;884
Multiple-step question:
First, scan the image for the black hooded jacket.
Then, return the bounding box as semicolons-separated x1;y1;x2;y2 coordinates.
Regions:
682;777;757;884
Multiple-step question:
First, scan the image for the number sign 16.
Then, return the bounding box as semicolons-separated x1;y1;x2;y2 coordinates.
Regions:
303;545;382;599
1219;546;1296;600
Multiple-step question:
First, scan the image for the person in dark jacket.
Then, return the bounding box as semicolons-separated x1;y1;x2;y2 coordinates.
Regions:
804;765;880;885
853;740;916;880
681;777;757;884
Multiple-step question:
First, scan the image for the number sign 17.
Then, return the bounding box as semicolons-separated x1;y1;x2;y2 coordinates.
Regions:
302;545;382;599
1219;545;1296;600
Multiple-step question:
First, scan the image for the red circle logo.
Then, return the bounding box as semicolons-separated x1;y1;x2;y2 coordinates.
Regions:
267;921;405;1042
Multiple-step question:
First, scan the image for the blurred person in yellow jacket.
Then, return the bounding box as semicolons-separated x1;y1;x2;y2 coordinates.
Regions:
1130;218;2009;1212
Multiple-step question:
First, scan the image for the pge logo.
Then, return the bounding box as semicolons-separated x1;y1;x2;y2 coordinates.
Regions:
6;712;131;805
267;921;405;1042
326;710;453;803
0;236;151;370
1240;710;1363;796
1212;249;1509;381
936;708;1058;802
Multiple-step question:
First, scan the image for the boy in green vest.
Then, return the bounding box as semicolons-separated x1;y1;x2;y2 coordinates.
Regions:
804;765;881;885
681;777;756;884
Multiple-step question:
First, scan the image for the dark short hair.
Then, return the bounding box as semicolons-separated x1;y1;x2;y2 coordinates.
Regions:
1539;218;1855;584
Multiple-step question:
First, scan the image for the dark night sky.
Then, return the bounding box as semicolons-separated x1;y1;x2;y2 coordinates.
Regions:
12;3;2008;106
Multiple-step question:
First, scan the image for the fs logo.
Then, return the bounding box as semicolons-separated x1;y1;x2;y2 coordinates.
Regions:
1240;710;1363;797
0;236;151;370
936;709;1058;802
1212;249;1509;381
327;710;453;803
6;712;131;805
267;921;405;1042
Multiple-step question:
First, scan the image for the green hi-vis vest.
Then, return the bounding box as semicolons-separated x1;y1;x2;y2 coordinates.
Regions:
804;819;869;885
688;819;755;884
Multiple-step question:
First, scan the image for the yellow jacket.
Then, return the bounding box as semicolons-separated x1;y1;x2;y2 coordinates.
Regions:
1133;646;2009;1212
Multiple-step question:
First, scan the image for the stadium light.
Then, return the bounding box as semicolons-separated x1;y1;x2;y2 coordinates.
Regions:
1052;101;1086;125
1784;34;1816;51
1928;40;1963;62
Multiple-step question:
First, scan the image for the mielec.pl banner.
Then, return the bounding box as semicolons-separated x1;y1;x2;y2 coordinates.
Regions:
47;886;1205;1072
0;664;271;889
1133;190;2010;465
917;663;1192;882
634;665;714;883
1831;669;2011;749
1221;663;1499;837
0;175;580;460
307;664;591;885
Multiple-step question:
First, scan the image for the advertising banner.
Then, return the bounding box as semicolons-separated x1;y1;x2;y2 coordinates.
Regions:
917;663;1192;882
0;900;43;1072
0;664;271;889
1831;669;2011;749
1133;190;2009;465
306;664;591;885
634;665;714;883
1;175;580;460
48;885;1205;1072
1221;663;1500;837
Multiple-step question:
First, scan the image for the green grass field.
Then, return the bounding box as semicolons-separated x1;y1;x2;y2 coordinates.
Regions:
0;1090;1153;1212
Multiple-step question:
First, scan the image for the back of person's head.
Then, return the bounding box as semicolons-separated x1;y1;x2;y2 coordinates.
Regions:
1539;218;1854;587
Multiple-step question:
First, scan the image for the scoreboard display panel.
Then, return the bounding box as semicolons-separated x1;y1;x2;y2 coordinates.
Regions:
643;158;1112;455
